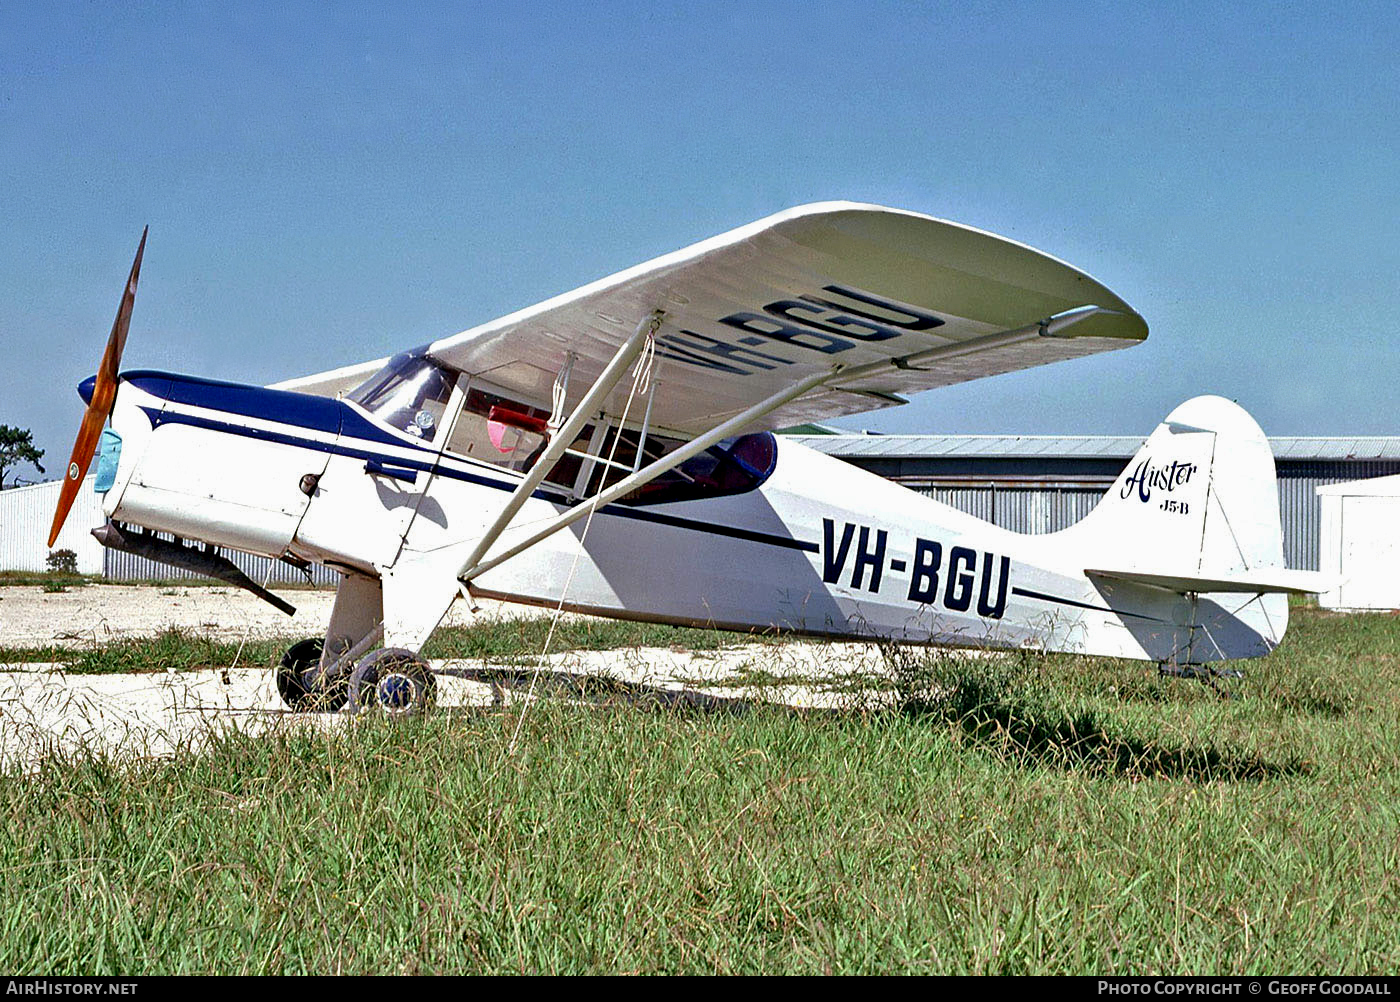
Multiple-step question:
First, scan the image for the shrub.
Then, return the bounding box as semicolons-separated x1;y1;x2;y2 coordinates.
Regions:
46;549;79;574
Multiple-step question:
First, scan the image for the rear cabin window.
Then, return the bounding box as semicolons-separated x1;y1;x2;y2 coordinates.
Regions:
583;429;778;507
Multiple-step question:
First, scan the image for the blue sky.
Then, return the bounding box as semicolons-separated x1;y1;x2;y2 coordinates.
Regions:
2;2;1397;480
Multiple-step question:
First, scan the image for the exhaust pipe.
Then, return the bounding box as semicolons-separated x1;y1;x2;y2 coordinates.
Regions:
92;521;296;616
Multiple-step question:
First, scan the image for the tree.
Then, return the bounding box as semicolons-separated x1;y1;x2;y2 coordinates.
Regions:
0;425;46;488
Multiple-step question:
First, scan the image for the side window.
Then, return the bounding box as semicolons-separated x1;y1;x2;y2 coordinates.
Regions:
439;385;778;506
586;430;778;507
442;386;590;490
446;388;547;470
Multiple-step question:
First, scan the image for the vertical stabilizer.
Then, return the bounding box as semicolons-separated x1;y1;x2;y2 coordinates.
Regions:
1063;396;1297;661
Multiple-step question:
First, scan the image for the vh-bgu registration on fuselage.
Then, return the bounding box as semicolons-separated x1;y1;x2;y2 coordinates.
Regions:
48;203;1327;714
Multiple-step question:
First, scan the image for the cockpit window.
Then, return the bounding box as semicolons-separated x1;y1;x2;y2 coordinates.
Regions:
347;351;456;442
345;352;780;506
445;386;551;473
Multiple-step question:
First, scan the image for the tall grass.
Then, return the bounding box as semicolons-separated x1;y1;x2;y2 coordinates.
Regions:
0;606;1397;974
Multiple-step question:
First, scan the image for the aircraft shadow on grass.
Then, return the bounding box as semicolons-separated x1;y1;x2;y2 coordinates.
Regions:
429;665;1310;783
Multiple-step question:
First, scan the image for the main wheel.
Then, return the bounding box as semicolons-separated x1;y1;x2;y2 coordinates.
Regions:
348;647;436;716
275;637;350;712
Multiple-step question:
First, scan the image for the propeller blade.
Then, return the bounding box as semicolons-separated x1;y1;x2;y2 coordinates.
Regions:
47;227;147;547
47;402;109;547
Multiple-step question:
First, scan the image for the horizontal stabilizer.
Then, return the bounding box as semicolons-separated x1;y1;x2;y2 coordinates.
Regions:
1086;566;1334;595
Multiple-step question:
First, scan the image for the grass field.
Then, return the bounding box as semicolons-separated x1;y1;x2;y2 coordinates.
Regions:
1;605;1397;974
0;570;101;592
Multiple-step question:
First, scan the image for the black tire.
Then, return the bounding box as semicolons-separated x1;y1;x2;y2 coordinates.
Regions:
275;637;349;712
348;647;436;716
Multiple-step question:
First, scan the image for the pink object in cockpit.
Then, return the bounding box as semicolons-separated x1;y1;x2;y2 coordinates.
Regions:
487;420;514;453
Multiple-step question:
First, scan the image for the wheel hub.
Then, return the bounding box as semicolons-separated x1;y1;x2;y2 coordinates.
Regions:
376;672;416;711
348;647;436;716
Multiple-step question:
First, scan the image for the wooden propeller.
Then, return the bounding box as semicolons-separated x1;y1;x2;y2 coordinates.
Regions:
48;227;147;547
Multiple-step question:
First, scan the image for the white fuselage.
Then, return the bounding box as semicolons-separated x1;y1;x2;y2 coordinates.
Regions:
98;371;1285;666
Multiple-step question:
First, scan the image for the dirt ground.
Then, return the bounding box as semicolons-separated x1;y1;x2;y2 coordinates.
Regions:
0;585;894;769
0;642;889;769
0;583;509;648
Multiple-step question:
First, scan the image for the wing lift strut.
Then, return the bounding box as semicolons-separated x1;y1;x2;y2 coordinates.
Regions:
456;303;1114;587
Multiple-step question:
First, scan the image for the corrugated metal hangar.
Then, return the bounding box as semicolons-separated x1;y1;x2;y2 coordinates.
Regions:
0;478;106;574
3;435;1399;584
785;434;1400;573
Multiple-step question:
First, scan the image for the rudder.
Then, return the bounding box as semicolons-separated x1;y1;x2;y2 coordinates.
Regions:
1065;395;1293;660
1081;395;1285;577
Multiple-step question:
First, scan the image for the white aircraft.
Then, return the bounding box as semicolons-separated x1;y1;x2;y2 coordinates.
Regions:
47;203;1327;713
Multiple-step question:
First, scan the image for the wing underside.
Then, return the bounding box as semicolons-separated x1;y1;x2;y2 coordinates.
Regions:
276;202;1148;435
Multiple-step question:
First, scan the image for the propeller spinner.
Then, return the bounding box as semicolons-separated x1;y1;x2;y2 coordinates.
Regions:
47;227;147;547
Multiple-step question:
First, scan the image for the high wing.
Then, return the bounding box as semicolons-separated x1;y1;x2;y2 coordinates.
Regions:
275;202;1147;435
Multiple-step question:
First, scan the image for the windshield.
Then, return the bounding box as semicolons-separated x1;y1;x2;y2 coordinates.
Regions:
346;351;456;442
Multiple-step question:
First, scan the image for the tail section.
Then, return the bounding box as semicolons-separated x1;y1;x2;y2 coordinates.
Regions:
1082;395;1310;585
1066;396;1327;661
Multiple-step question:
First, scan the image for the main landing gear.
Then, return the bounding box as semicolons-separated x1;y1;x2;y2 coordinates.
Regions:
347;647;436;716
275;639;436;716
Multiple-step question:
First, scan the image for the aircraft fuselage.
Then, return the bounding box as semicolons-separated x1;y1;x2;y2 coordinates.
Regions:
96;371;1286;667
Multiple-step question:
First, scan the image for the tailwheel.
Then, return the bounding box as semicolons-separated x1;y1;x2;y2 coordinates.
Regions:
349;647;436;716
1158;661;1244;700
276;638;350;712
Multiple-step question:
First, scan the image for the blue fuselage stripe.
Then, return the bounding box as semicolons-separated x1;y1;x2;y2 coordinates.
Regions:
131;371;1155;621
140;404;820;555
1010;586;1164;623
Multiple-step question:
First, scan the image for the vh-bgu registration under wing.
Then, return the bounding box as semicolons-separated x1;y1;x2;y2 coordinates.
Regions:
49;203;1326;714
